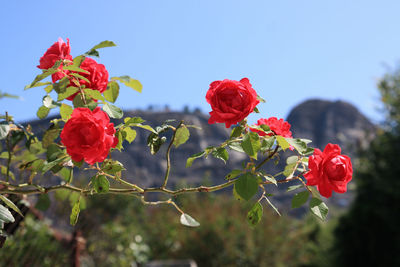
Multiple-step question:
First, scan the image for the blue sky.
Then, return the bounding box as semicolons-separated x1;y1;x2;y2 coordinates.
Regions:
1;0;400;124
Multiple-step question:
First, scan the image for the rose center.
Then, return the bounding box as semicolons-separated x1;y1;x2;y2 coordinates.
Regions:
325;156;347;181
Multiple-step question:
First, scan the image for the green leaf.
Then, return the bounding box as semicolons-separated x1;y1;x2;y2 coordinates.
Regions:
287;184;303;192
112;76;142;93
27;68;57;89
310;198;329;221
42;157;66;173
283;163;297;177
42;128;61;149
0;124;10;140
89;40;117;51
241;132;261;159
285;138;307;154
228;141;245;153
58;86;79;101
84;89;104;101
263;175;277;186
186;151;206;168
212;147;229;163
44;84;53;93
174;125;190;148
260;137;275;153
60;103;73;120
286;155;298;165
24;81;52;90
69;72;90;83
291;191;310;208
53;76;70;94
73;55;85;67
234;173;259;201
276;135;291;151
101;160;125;175
46;143;62;162
0;195;23;217
124;117;145;125
133;124;156;133
123;127;137;143
36;106;50;119
225;169;242;180
70;200;80;226
180;213;200;227
58;167;73;183
308;186;322;200
104;81;120;103
103;103;123;119
257;95;266;103
62;65;89;74
92;175;110;193
0;204;14;223
247;202;263;226
230;126;243;138
35;194;51;211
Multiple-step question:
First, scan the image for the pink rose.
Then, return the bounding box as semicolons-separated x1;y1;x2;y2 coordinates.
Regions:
304;143;353;198
206;78;259;128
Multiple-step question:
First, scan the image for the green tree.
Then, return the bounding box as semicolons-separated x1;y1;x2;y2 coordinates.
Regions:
333;68;400;266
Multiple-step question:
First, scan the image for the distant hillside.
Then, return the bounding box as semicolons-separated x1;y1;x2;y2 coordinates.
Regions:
287;99;375;156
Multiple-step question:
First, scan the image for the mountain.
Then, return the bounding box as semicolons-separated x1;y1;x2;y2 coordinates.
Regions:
287;99;375;157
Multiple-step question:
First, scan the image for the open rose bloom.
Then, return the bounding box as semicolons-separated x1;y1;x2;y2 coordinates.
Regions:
37;38;72;70
250;117;293;138
60;107;118;165
304;143;353;198
206;78;259;128
52;57;109;100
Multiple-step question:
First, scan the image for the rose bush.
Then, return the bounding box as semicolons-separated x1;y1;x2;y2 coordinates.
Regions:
304;143;353;198
206;78;259;128
0;38;354;237
60;107;118;165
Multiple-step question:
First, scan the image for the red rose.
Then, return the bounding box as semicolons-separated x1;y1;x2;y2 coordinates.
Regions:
52;57;109;100
304;143;353;198
206;78;260;128
51;57;108;100
250;117;293;138
60;107;118;165
37;38;72;69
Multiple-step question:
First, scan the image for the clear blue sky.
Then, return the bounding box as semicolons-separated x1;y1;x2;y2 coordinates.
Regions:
1;0;400;124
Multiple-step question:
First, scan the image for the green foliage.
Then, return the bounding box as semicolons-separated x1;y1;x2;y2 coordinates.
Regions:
76;193;324;267
0;215;70;266
247;202;263;226
234;173;259;201
180;213;200;227
173;125;190;148
241;132;261;159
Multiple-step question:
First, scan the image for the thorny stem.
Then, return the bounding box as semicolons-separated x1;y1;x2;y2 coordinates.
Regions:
255;145;279;171
138;196;184;214
162;120;184;188
4;112;12;183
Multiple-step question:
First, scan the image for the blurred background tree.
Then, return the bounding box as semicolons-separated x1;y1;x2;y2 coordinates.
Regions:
332;68;400;267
